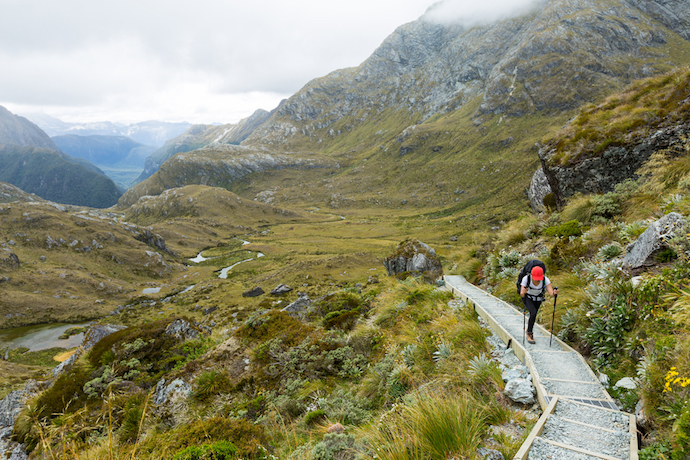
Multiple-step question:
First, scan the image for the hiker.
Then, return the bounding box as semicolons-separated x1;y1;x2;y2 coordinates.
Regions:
519;264;558;344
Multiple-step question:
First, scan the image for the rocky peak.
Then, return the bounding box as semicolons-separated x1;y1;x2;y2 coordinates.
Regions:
245;0;690;149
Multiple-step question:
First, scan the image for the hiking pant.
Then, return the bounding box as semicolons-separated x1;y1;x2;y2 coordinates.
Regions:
523;296;542;334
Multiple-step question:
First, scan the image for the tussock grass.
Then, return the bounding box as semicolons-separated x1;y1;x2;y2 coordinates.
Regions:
545;67;690;166
356;390;486;460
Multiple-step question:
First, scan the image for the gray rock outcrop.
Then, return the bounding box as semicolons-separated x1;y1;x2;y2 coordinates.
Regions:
622;212;687;269
528;168;552;213
626;0;690;40
133;228;174;255
153;378;192;406
540;123;690;206
383;238;443;282
0;248;19;271
242;287;264;297
54;323;126;378
164;319;200;342
271;284;293;295
0;380;48;459
282;292;311;316
504;378;536;405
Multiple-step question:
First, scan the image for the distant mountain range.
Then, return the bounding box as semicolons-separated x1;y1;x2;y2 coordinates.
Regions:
21;113;192;148
0;106;122;207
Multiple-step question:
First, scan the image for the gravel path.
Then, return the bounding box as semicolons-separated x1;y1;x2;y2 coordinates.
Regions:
444;276;635;460
554;399;629;430
528;437;603;460
541;415;630;458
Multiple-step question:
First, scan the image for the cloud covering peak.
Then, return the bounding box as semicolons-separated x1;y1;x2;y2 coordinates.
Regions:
422;0;545;27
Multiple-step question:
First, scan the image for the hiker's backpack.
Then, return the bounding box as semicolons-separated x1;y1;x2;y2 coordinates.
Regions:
516;259;547;299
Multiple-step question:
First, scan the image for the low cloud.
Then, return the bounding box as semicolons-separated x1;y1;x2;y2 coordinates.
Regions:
0;0;433;123
422;0;545;27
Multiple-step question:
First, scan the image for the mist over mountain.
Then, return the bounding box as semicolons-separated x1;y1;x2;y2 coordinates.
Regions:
22;113;192;147
52;135;156;169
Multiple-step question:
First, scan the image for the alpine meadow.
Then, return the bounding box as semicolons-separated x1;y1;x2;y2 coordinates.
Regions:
1;1;690;459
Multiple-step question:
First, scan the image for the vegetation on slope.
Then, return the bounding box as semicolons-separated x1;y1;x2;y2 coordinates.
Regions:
544;66;690;167
13;278;536;459
462;137;690;459
0;144;122;208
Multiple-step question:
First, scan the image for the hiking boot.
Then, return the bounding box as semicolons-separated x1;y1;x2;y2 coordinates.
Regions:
526;331;535;344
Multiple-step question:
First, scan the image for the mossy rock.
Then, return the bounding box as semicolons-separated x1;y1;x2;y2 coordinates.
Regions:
383;238;443;284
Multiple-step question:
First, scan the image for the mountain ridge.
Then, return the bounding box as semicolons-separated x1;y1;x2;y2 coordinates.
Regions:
125;0;690;219
134;108;276;185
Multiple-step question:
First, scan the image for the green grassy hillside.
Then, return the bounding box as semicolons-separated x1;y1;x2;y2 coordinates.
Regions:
0;144;122;208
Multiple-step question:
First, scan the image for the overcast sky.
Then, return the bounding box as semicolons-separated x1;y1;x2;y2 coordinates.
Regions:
0;0;541;125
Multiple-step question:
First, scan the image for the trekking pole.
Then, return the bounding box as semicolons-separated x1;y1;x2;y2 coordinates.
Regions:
522;298;526;345
549;289;558;348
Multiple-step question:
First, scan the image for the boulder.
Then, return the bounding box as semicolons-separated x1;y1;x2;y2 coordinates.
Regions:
282;292;311;316
501;366;529;382
134;228;175;255
614;377;638;390
0;248;19;271
242;286;264;297
81;324;127;351
271;284;293;295
202;306;217;315
383;238;443;283
0;379;47;459
165;319;200;342
528;168;553;213
622;212;687;269
504;378;536;405
153;378;192;406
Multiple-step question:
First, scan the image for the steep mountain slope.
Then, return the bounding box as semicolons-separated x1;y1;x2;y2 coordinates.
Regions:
134;109;274;184
0;106;58;151
0;106;124;207
246;0;690;150
127;0;690;222
0;145;122;208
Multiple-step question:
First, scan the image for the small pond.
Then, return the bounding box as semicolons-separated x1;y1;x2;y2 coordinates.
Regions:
0;322;91;352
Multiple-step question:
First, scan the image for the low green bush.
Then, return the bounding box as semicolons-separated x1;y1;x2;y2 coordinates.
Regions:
194;370;231;401
543;220;583;237
173;441;239;460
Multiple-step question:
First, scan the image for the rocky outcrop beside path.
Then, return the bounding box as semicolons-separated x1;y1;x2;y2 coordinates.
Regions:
383;239;442;283
539;122;690;206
